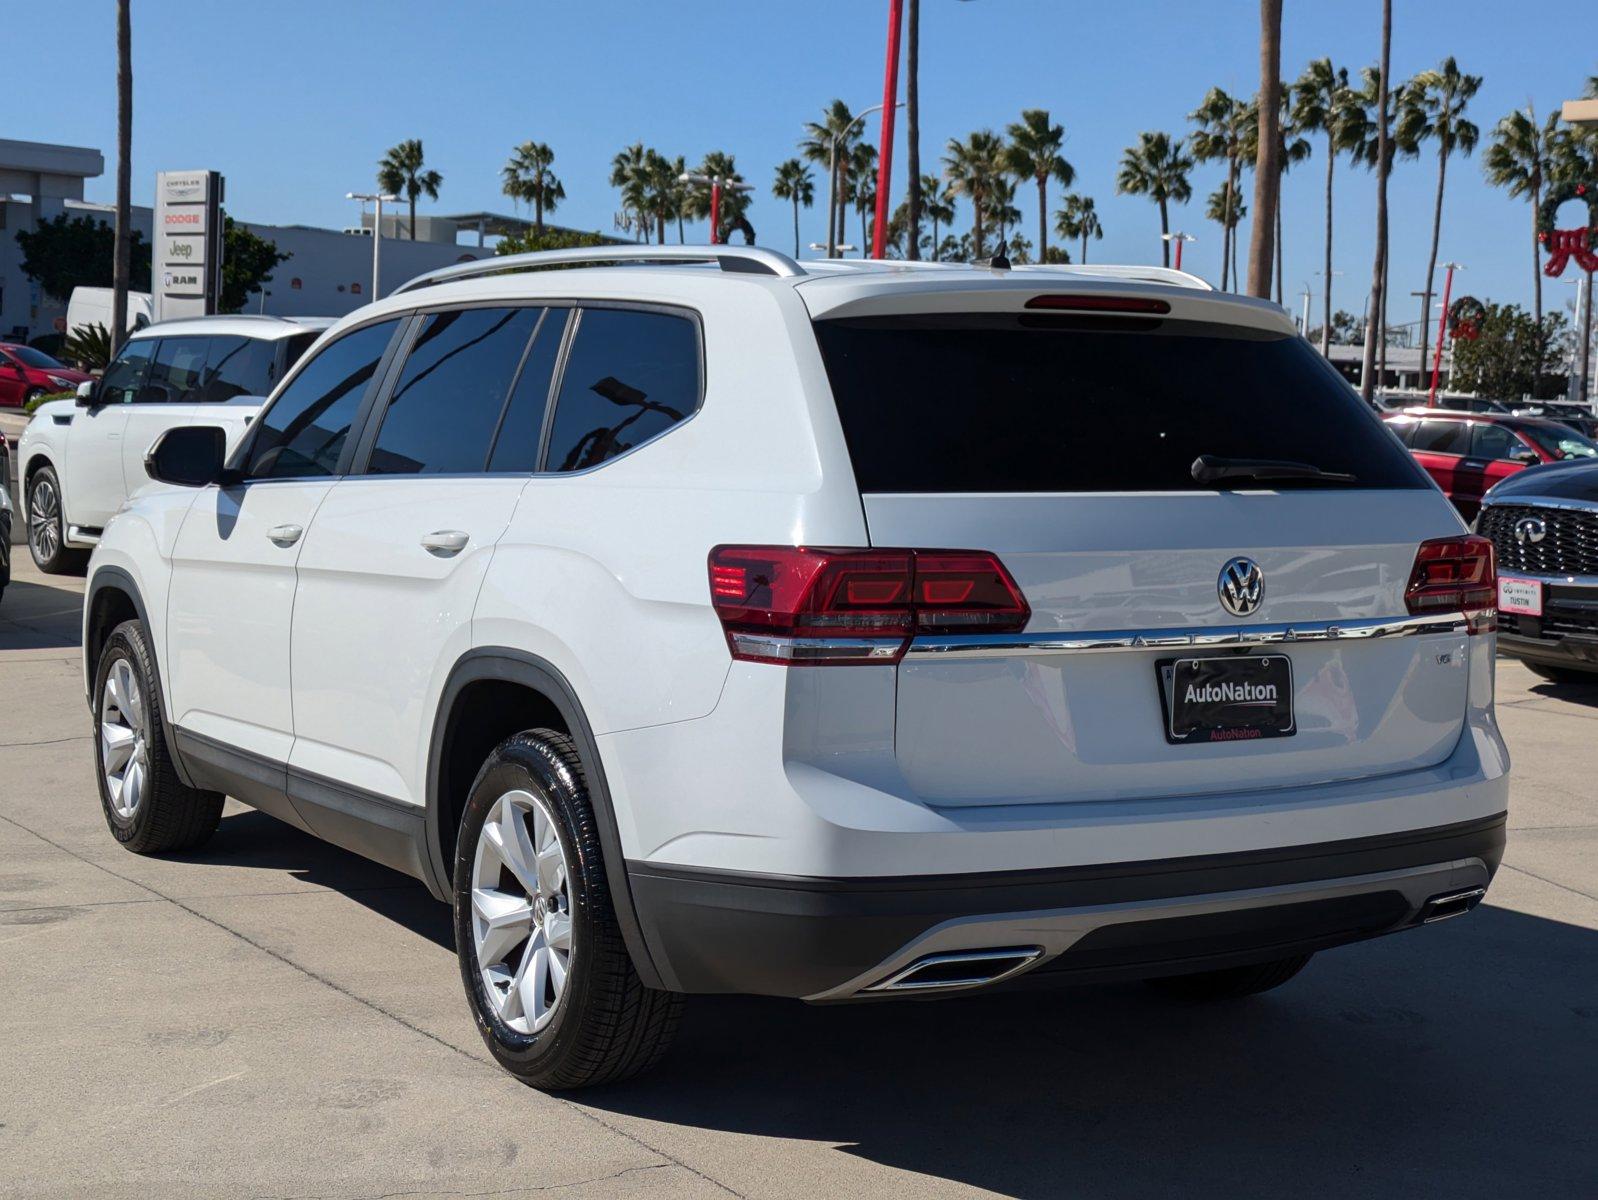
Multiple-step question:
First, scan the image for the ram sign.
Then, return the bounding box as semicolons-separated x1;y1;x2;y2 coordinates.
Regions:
153;170;224;320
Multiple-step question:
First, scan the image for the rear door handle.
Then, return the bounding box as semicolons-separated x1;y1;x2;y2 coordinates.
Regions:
421;529;470;557
267;523;304;547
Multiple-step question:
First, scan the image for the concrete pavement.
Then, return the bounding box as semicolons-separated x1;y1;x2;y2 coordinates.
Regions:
0;555;1594;1198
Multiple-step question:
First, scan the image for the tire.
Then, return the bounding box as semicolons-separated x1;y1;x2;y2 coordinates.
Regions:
23;387;43;409
1144;953;1312;1002
1526;661;1598;686
454;729;682;1090
26;465;87;574
92;618;224;853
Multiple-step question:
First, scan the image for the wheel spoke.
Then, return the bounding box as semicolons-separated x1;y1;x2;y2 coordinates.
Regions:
123;673;144;732
472;887;533;966
544;909;572;952
521;941;551;1026
123;758;144;816
535;839;564;897
101;723;135;773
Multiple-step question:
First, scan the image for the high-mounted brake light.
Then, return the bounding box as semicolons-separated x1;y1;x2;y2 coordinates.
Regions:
1025;294;1172;314
708;546;1029;665
1405;535;1496;634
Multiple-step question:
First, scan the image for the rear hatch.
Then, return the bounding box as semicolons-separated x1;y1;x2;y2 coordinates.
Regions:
808;285;1472;807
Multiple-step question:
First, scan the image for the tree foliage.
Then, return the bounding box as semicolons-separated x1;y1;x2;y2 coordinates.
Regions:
220;218;290;313
494;225;610;256
16;212;151;300
1450;302;1568;400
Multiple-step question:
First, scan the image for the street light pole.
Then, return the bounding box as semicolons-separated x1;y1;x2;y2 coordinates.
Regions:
1428;261;1462;405
871;0;906;259
1300;284;1312;337
1161;232;1195;272
679;174;752;245
347;191;398;299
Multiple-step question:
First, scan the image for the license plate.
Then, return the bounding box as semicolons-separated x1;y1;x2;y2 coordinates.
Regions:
1497;575;1542;616
1159;655;1295;745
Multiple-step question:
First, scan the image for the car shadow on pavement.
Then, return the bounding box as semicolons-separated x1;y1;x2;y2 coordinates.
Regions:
190;808;453;949
580;905;1598;1198
1526;678;1598;710
0;577;86;650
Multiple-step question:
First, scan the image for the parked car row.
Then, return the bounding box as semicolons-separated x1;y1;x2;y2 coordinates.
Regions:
75;247;1507;1090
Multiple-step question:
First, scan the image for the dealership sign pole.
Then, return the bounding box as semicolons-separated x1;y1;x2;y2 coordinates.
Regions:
153;169;224;321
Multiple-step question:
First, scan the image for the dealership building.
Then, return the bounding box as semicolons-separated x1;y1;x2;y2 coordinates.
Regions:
1;137;606;342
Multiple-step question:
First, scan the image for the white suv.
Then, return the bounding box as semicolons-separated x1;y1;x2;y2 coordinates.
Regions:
83;246;1509;1090
19;314;330;573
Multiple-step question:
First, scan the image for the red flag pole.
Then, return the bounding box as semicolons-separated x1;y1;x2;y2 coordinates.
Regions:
870;0;905;259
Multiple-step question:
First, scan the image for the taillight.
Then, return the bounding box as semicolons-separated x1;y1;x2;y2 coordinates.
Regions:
708;545;1029;665
1024;294;1172;314
1405;535;1496;634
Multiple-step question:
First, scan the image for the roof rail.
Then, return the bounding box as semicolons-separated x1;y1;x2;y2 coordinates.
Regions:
394;244;806;293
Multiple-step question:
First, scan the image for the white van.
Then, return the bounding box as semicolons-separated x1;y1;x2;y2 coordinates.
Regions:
65;287;154;341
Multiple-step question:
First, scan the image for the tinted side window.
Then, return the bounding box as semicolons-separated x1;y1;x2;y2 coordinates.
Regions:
488;308;567;473
201;336;280;402
543;308;699;473
366;307;540;475
147;337;209;403
282;332;318;374
246;320;399;479
97;340;155;405
1409;420;1470;455
1472;423;1521;461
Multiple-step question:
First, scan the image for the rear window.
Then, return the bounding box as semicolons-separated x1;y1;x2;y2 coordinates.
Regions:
813;315;1426;493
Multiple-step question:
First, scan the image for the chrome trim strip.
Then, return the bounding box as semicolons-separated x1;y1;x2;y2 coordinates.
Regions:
1480;495;1598;515
908;611;1470;658
729;633;904;662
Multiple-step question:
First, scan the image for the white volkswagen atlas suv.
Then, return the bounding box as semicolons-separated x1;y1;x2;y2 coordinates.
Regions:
82;246;1509;1090
20;314;330;573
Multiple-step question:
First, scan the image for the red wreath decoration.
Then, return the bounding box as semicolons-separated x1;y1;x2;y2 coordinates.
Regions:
1538;181;1598;277
1448;296;1487;341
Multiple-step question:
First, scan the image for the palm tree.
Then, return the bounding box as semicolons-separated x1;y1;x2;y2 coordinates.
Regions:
377;139;442;241
985;176;1022;250
921;174;955;260
1358;2;1394;403
1399;57;1482;355
687;151;751;243
944;130;1007;259
1055;194;1103;264
1245;0;1284;298
905;0;922;259
1189;88;1256;289
772;159;815;256
609;143;651;242
110;0;132;352
847;143;879;254
1206;183;1246;256
801;100;861;253
1244;82;1311;303
1484;107;1559;364
1294;59;1363;355
1117;131;1194;267
501;141;564;234
1004;109;1075;263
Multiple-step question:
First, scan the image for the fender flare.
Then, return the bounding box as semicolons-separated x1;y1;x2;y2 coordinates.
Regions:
84;565;200;790
425;647;666;990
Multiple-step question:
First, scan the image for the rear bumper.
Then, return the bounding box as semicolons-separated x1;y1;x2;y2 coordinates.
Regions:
628;813;1505;999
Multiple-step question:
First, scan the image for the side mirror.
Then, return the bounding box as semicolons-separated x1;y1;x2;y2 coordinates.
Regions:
74;380;97;407
145;425;228;487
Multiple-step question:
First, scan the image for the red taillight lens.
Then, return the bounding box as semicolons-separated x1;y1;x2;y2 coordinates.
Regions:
708;546;1029;665
1405;535;1496;634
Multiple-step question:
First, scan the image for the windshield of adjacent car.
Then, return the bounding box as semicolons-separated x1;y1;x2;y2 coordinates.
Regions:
9;346;68;370
1518;423;1598;461
813;314;1426;492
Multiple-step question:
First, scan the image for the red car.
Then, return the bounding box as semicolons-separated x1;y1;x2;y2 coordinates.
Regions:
1383;408;1598;520
0;343;92;408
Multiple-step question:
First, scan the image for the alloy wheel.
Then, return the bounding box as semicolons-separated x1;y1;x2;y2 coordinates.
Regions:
100;657;149;821
29;477;60;564
471;788;574;1034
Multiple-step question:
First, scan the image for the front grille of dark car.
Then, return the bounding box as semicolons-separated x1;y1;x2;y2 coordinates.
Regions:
1478;504;1598;577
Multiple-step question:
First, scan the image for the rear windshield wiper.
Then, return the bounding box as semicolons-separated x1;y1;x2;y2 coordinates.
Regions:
1191;454;1357;486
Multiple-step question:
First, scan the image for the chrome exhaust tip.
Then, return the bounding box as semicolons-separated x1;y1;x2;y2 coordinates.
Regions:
1419;887;1487;925
863;947;1043;994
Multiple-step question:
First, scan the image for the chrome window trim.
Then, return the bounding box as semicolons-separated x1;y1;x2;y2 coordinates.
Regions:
907;611;1470;659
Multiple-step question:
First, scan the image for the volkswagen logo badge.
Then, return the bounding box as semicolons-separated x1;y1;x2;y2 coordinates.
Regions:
1514;516;1547;545
1218;557;1265;617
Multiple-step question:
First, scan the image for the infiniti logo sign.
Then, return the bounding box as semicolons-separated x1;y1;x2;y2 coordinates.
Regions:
1218;557;1265;617
1514;517;1547;545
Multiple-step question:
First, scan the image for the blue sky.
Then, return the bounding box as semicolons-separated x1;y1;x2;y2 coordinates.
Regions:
14;1;1596;331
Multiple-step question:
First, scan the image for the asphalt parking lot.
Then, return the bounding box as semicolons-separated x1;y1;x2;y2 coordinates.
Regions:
1;556;1594;1200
